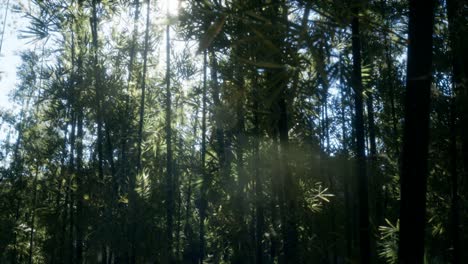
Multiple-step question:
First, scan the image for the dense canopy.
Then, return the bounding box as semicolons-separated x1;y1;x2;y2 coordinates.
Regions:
0;0;467;263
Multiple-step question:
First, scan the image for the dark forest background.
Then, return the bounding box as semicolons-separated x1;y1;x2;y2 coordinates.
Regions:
0;0;467;263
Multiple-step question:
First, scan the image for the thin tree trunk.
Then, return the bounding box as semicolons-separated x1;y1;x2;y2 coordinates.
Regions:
67;107;77;264
269;135;280;263
209;49;226;185
91;0;104;181
128;0;150;262
173;95;183;261
447;0;468;191
232;46;248;263
340;52;354;259
398;1;435;263
449;98;460;264
446;0;468;261
278;89;297;264
366;90;379;264
199;50;208;264
266;1;298;262
75;109;84;264
11;109;26;264
121;0;140;175
28;162;39;264
90;2;107;261
380;0;398;225
120;3;140;258
175;134;183;261
137;0;150;178
366;94;377;161
351;2;370;262
184;107;198;263
252;67;264;264
69;186;75;264
317;41;338;264
54;125;68;264
385;42;399;158
165;13;174;263
74;1;85;259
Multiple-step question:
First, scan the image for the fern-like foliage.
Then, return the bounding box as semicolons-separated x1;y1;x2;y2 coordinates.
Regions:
378;218;399;264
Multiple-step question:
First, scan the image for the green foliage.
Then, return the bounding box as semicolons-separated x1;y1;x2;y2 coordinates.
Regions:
303;182;334;213
0;0;464;263
378;219;399;264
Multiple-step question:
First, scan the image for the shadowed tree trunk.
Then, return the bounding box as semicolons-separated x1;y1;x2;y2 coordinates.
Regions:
266;1;299;263
165;11;174;263
90;2;107;261
74;2;85;259
351;1;370;263
252;65;264;264
75;109;84;264
209;49;226;181
447;0;468;261
339;52;354;260
398;0;435;263
449;98;460;264
28;162;39;264
199;50;208;264
183;106;198;263
91;0;103;181
124;1;140;259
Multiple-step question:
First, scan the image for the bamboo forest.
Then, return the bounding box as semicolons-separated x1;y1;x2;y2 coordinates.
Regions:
0;0;466;263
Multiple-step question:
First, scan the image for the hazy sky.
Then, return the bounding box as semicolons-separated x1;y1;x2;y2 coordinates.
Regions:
0;0;180;112
1;1;31;111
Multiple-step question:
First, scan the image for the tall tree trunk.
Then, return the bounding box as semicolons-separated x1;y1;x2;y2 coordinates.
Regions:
351;2;370;263
275;32;297;264
137;0;150;182
11;107;27;264
447;0;468;186
366;91;379;264
128;0;150;262
74;2;85;259
122;0;140;175
449;98;460;264
232;46;248;263
380;0;398;225
361;35;378;261
252;67;264;264
67;107;77;264
165;13;174;263
28;162;39;264
209;50;225;156
175;133;183;261
199;50;208;264
269;134;280;263
209;49;229;190
339;52;354;259
91;0;104;181
266;1;298;262
120;5;140;258
317;40;338;263
383;32;399;158
52;124;67;264
184;107;198;263
446;0;468;261
90;3;107;262
397;1;435;263
278;85;297;264
75;109;84;264
366;93;377;165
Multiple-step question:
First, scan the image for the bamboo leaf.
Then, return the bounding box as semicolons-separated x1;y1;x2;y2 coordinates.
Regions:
197;14;226;54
